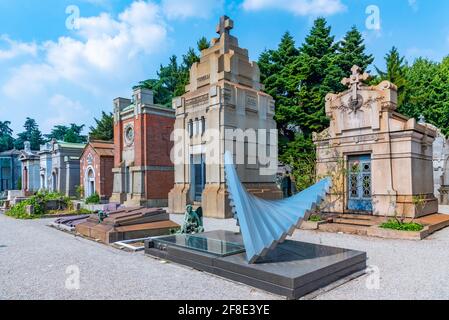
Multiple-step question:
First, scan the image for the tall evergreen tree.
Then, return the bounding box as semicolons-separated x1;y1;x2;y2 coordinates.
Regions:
258;32;300;141
197;37;210;51
375;46;407;106
337;25;374;75
89;111;114;141
0;121;14;152
14;118;44;150
288;17;341;136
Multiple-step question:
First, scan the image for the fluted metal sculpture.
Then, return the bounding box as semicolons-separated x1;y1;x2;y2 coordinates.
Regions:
224;151;332;264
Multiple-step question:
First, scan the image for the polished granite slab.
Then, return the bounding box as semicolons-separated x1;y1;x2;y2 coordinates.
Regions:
145;230;366;299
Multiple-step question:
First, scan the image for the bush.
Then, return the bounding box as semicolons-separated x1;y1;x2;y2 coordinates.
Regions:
85;192;100;204
380;219;424;232
308;214;323;222
6;191;70;219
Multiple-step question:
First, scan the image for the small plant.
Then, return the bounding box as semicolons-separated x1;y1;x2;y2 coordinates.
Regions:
380;219;424;232
308;214;323;222
75;185;84;200
85;192;100;204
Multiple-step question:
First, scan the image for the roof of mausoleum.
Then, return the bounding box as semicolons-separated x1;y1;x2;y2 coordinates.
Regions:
0;149;21;157
81;140;114;158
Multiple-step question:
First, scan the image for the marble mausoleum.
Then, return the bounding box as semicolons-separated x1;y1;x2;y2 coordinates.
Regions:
314;66;438;218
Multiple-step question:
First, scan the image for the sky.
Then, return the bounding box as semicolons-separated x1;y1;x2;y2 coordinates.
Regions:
0;0;447;136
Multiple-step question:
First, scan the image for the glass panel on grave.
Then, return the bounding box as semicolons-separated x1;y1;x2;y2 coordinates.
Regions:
153;233;245;257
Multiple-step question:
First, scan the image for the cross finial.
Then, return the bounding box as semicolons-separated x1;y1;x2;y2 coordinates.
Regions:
216;15;234;36
342;65;370;100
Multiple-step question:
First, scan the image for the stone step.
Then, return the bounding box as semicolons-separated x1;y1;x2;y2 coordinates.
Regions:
334;214;374;221
332;218;377;227
318;223;369;236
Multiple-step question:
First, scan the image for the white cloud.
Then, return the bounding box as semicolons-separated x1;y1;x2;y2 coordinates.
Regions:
242;0;346;16
44;94;92;132
408;0;418;12
2;64;58;97
161;0;223;20
2;0;168;98
1;0;172;135
0;35;37;60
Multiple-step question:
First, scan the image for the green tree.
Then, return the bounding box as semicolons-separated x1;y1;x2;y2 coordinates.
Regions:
375;47;407;106
258;32;300;141
136;37;207;105
45;124;87;143
0;121;14;152
14;118;44;150
89;111;114;141
287;17;342;136
400;57;449;136
337;25;374;75
197;36;210;51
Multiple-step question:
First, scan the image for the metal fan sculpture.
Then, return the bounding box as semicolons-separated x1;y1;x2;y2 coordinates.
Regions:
224;151;332;264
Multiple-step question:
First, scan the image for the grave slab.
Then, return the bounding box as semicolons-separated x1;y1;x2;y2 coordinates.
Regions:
145;230;366;299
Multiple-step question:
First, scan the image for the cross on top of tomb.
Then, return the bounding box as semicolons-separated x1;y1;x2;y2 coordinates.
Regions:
216;15;234;36
342;65;370;100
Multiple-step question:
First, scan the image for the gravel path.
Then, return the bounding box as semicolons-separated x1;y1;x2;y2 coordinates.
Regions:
2;212;449;300
0;213;275;300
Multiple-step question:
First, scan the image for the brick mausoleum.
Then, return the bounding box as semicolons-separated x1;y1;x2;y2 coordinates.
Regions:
80;140;115;201
110;87;175;207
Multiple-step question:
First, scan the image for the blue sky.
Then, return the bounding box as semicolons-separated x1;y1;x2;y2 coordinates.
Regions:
0;0;447;136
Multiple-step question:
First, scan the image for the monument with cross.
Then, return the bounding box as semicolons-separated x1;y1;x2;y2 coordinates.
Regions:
313;65;439;218
168;15;282;218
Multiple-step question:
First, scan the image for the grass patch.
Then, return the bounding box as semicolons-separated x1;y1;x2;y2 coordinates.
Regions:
380;219;424;232
308;214;323;222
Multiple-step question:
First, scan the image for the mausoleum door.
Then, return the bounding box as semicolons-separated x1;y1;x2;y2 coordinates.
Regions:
191;154;206;202
347;155;373;213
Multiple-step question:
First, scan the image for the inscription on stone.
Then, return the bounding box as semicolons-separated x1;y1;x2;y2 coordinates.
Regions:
197;74;210;87
246;95;257;110
185;94;209;109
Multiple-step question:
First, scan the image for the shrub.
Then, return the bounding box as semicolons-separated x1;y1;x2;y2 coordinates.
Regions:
308;214;323;222
85;192;100;205
380;219;424;232
6;191;70;219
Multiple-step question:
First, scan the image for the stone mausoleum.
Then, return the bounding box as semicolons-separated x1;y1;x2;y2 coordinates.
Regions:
19;141;40;194
38;140;84;197
110;87;175;207
80;140;114;201
168;16;280;218
430;125;449;205
0;149;21;192
314;66;438;218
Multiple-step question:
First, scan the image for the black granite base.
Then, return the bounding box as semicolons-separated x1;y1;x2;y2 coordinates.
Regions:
144;230;367;299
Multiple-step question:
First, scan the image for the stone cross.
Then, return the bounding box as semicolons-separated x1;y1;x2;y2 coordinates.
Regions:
216;15;234;36
342;65;370;101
